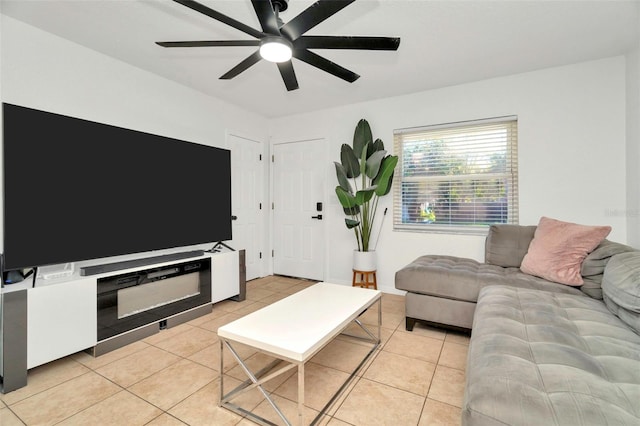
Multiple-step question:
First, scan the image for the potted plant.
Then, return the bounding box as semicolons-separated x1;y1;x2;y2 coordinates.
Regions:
334;119;399;271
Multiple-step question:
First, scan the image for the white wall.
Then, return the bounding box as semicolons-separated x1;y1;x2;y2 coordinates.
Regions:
625;13;640;247
0;16;270;262
269;57;628;293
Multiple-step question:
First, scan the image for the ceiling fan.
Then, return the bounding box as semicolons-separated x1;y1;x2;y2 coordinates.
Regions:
156;0;400;91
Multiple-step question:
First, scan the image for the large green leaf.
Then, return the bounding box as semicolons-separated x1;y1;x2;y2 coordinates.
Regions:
355;187;376;205
353;119;372;158
345;218;360;229
381;173;394;196
359;141;368;178
334;162;352;193
340;144;360;178
372;138;385;153
343;206;360;215
366;137;381;158
335;186;357;208
373;155;398;196
365;150;386;179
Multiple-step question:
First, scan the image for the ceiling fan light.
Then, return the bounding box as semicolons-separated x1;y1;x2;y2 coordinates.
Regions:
259;37;292;63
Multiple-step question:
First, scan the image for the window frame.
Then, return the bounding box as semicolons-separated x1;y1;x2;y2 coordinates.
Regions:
393;116;519;235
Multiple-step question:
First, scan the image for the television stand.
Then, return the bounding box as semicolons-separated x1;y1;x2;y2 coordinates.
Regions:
1;248;244;394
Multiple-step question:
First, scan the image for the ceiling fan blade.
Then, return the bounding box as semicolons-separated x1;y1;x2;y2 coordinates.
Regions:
156;40;260;48
277;61;299;91
251;0;280;35
220;51;262;79
172;0;264;39
280;0;355;41
295;36;401;50
294;49;359;83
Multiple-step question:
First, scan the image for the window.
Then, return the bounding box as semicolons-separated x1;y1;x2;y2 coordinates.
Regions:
393;116;518;233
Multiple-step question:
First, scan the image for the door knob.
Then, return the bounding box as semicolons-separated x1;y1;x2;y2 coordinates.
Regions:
311;215;323;220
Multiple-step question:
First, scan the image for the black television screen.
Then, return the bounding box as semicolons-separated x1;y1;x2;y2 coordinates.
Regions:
2;103;232;271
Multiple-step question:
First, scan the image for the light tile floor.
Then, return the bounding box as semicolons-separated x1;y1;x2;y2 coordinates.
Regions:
0;276;469;426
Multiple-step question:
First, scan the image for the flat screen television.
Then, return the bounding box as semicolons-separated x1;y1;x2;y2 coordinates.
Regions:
2;102;232;271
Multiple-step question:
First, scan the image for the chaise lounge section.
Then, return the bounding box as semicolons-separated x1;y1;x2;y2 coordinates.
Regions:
464;283;640;425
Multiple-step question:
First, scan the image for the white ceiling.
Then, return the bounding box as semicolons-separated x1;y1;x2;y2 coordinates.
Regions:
2;0;639;118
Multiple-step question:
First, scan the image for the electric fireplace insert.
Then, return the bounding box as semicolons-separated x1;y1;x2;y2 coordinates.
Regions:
96;258;211;346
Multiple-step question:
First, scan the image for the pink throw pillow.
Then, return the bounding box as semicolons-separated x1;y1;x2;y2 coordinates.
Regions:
520;217;611;286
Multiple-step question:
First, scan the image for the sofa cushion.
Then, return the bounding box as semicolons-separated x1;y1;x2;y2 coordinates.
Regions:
484;224;536;267
520;216;611;286
463;285;640;426
580;240;637;299
395;255;584;304
602;251;640;334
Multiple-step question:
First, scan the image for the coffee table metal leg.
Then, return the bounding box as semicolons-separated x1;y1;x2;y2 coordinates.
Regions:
219;339;223;407
219;338;294;426
348;297;382;345
378;296;382;342
298;362;305;426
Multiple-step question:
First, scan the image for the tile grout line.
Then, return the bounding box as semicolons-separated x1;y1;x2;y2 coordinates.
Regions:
2;366;96;407
2;404;27;426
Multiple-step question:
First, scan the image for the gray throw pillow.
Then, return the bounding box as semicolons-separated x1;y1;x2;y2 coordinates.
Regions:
602;251;640;334
581;239;636;276
485;224;536;268
580;240;636;299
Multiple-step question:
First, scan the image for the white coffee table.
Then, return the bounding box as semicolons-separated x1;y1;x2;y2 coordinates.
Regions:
217;282;382;426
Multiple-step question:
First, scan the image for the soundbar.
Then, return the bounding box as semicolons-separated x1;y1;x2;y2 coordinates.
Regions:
80;250;205;276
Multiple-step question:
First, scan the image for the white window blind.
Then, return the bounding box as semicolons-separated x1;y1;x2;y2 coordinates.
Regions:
393;117;518;233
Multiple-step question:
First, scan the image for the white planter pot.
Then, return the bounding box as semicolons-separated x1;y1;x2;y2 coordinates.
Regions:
353;250;377;272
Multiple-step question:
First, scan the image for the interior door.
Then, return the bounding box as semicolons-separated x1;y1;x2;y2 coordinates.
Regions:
272;139;325;280
228;134;263;281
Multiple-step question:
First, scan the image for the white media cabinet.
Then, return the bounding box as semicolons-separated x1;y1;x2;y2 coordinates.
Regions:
25;250;242;370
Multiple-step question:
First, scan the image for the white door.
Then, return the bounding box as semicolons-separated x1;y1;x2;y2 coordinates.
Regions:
272;139;325;280
229;134;263;281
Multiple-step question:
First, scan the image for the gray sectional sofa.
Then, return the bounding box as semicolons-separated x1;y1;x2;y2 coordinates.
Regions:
395;224;640;425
